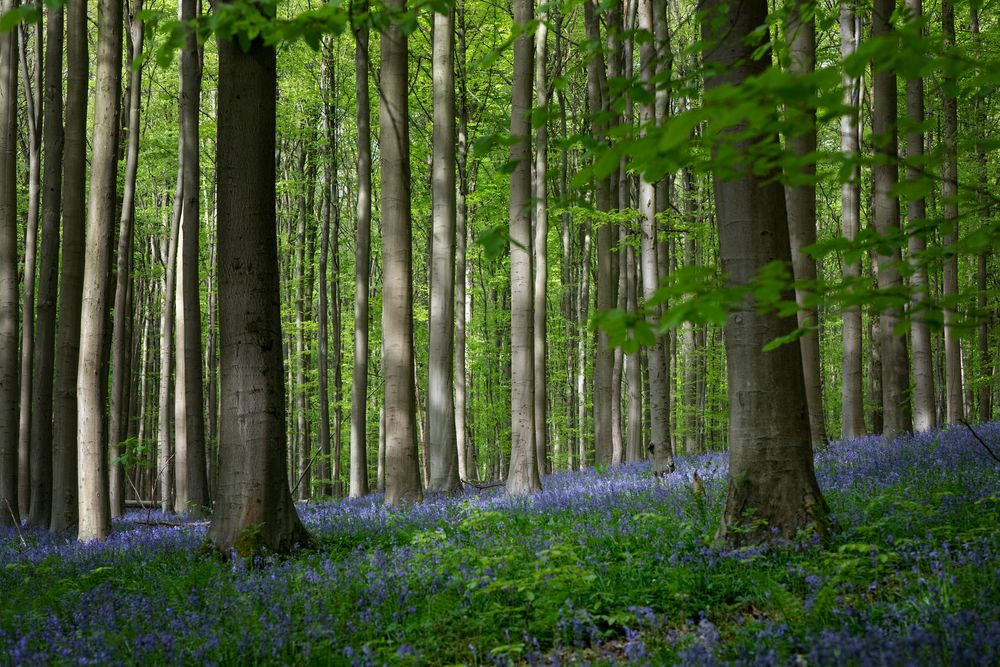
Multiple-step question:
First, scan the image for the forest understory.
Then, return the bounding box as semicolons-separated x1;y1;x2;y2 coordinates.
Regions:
2;423;998;666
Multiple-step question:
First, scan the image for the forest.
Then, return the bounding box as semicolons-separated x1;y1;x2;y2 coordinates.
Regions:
1;0;999;660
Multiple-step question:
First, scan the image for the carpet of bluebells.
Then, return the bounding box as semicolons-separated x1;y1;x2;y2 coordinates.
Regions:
2;425;1000;665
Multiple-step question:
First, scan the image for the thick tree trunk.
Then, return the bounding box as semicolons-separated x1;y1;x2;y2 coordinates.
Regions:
941;0;963;424
381;0;422;505
428;5;460;494
637;0;672;476
29;0;63;528
839;3;865;440
533;13;549;476
208;22;310;556
784;0;827;448
0;0;18;528
50;0;88;533
77;0;124;541
506;0;540;494
350;12;372;498
109;4;144;518
904;0;935;433
702;0;828;542
872;0;912;437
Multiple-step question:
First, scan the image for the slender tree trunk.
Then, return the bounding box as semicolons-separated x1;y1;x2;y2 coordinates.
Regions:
872;0;912;437
904;0;935;433
785;0;826;447
50;0;87;533
318;48;333;496
533;12;549;476
108;3;144;518
839;4;865;440
350;8;372;498
941;0;962;424
381;0;422;504
682;172;700;454
176;0;208;512
208;17;310;555
455;0;470;482
77;0;124;540
428;4;460;494
29;0;63;528
0;0;18;528
971;6;991;423
158;165;182;513
293;145;311;500
703;0;828;542
638;0;672;476
17;21;41;522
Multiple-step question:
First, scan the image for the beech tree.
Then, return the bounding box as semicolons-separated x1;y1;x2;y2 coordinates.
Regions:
208;1;310;554
0;0;17;528
701;0;828;541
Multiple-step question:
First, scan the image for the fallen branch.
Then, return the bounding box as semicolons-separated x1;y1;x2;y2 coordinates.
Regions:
958;420;1000;464
460;478;505;491
134;519;211;527
3;497;25;547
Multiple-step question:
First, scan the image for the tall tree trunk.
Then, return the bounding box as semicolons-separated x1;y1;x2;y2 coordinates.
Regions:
29;0;63;527
533;12;549;476
784;0;827;447
904;0;935;433
0;0;18;528
208;16;310;555
350;8;372;498
50;0;87;533
506;0;540;494
108;3;144;518
176;0;208;512
941;0;962;424
971;6;991;423
839;3;865;440
318;46;333;496
18;20;41;523
158;164;182;513
872;0;912;437
381;0;422;504
585;0;614;469
294;145;311;500
455;0;470;482
428;4;460;494
702;0;828;542
681;171;700;454
637;0;672;476
77;0;124;540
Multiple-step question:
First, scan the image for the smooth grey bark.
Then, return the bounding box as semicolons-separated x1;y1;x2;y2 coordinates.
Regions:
109;2;144;518
77;0;124;541
625;237;643;463
208;22;310;556
0;0;18;528
18;22;41;524
872;0;912;438
904;0;935;433
506;0;540;494
428;4;460;494
637;0;672;476
584;0;614;469
455;0;470;481
681;171;700;454
49;0;87;534
941;0;962;424
159;163;182;514
293;145;311;500
381;0;423;505
318;47;333;496
349;9;371;498
532;12;549;476
701;0;828;542
29;0;63;527
839;2;865;440
971;6;991;422
176;0;208;512
784;0;827;448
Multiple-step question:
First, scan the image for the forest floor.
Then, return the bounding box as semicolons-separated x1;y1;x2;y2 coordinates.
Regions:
2;426;1000;665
